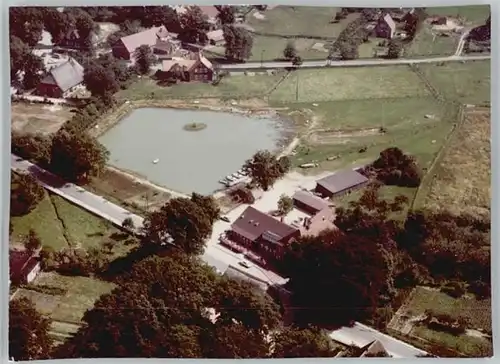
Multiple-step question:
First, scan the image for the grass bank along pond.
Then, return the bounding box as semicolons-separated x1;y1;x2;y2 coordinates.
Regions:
98;107;291;195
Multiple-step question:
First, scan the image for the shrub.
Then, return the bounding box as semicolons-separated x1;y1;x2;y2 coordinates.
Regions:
468;280;491;300
441;281;466;298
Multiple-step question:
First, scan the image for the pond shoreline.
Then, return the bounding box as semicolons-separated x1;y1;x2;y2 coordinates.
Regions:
88;98;293;139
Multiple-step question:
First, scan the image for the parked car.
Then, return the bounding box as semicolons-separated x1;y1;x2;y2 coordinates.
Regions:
238;260;252;269
220;216;230;223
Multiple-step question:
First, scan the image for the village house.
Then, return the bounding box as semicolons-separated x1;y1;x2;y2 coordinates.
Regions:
375;13;397;39
314;169;369;198
10;249;41;285
37;57;84;98
227;206;301;254
159;51;215;82
207;29;225;46
112;26;179;61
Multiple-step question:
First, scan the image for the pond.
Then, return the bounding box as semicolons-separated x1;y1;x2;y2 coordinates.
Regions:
98;107;288;195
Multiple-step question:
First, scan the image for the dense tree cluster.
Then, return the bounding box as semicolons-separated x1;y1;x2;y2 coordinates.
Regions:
12;126;109;183
9;297;54;361
362;147;422;187
330;11;372;60
223;25;254;61
216;5;236;25
244;151;290;191
10;172;45;216
50;129;109;182
141;194;219;255
54;253;279;358
178;6;210;44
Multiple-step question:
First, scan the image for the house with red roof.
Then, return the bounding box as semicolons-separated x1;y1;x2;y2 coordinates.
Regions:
10;249;41;285
228;206;300;253
159;51;214;82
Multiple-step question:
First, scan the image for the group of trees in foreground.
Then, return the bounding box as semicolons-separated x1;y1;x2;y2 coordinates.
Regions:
10;253;339;360
10;176;490;359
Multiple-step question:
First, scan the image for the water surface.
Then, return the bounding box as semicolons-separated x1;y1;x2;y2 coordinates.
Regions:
99;107;285;195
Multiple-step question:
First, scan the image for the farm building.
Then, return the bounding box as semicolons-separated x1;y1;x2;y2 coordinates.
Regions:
207;29;225;45
10;249;41;285
112;26;176;60
228;206;300;250
292;190;330;215
159;52;215;82
314;169;369;198
37;57;84;98
375;13;397;39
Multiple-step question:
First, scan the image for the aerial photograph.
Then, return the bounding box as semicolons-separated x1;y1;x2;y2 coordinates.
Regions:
8;4;491;360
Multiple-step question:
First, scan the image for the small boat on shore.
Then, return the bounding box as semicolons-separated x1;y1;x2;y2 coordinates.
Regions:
152;158;160;164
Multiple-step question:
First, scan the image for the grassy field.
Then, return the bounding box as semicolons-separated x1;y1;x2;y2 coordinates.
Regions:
398;286;492;356
10;191;133;256
11;102;72;135
422;107;490;217
407;5;490;57
427;5;490;24
419;60;490;104
406;29;460;57
268;66;430;103
14;272;116;342
242;6;382;61
117;72;287;101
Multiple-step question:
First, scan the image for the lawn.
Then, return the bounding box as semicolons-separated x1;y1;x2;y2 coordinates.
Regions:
401;286;492;356
14;272;116;340
10;193;68;251
117;73;287;101
422;107;490;218
286;97;453;170
268;66;430;103
427;5;490;24
10;191;133;255
406;5;490;57
419;60;490;104
243;6;382;61
246;5;346;39
406;29;460;57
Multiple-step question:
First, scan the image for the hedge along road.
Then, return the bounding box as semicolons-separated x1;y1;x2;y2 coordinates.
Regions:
10;154;287;287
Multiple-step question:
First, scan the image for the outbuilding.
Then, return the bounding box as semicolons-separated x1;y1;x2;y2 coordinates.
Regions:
315;169;369;198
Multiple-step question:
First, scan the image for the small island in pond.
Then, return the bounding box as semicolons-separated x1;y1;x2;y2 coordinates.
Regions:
183;122;207;131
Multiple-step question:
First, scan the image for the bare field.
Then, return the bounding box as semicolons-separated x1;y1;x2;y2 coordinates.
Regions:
11;102;72;134
423;107;490;218
88;168;172;214
269;66;430;103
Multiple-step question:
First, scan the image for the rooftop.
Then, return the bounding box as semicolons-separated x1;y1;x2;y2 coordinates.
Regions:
231;206;299;243
292;190;330;212
316;169;369;194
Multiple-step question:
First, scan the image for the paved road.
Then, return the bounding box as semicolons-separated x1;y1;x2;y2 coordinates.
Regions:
219;54;490;70
329;322;429;358
11;154;287;287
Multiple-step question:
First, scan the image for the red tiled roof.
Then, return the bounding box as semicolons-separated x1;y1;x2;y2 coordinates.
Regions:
10;250;39;280
231;206;299;243
316;169;369;194
293;190;330;212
